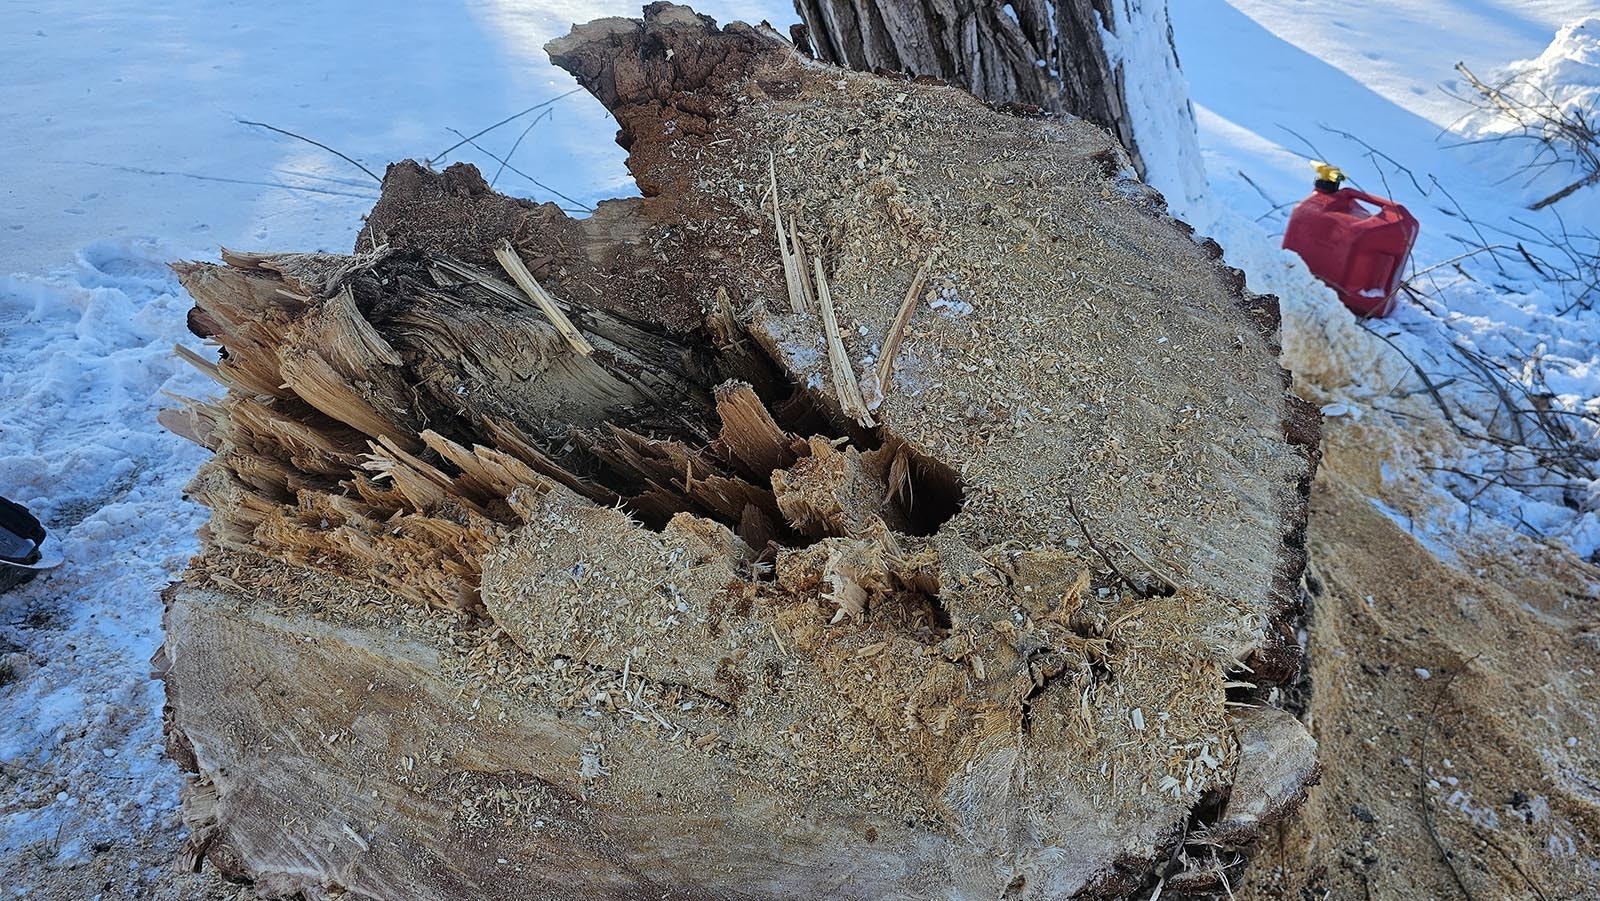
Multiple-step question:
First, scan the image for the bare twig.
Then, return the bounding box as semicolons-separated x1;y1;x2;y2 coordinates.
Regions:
1236;170;1295;223
1531;171;1600;210
1479;835;1552;901
446;129;594;212
1419;656;1481;901
1276;125;1340;183
79;161;380;200
1359;323;1461;431
425;88;583;166
1447;342;1527;447
490;109;552;190
1405;245;1510;281
237;119;382;184
1515;242;1549;277
1107;537;1180;596
1428;174;1508;273
1454;63;1599;212
1320;124;1428;195
1065;496;1144;596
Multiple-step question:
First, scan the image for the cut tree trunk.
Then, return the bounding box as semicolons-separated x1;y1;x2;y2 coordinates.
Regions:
157;5;1320;899
791;0;1158;177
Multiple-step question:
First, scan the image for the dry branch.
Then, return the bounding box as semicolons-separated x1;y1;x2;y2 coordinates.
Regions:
1454;62;1600;212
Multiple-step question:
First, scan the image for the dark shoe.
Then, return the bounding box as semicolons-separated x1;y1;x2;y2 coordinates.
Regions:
0;496;50;594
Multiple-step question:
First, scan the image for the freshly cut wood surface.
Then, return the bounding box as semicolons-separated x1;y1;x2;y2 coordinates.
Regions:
160;5;1320;898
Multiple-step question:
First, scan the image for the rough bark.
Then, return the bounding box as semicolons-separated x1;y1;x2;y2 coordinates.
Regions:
791;0;1150;176
158;5;1320;898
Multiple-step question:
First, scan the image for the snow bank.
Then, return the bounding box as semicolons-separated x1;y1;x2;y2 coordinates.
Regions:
0;241;211;879
1452;16;1600;209
1098;0;1209;213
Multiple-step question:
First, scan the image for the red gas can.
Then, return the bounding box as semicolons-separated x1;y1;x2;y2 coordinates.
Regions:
1282;163;1419;318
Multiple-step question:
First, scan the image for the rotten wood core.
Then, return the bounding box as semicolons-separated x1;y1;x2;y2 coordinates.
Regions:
169;246;966;610
158;5;1322;899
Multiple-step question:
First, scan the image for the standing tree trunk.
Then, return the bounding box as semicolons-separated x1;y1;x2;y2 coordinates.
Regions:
792;0;1168;179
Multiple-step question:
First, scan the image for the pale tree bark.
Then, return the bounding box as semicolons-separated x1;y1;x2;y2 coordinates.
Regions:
792;0;1170;179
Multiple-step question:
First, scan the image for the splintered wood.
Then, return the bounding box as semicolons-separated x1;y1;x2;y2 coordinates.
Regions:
493;238;595;356
769;155;812;315
877;256;931;397
158;6;1321;900
812;257;876;428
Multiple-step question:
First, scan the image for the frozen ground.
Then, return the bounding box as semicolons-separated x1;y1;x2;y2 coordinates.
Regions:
2;0;1597;897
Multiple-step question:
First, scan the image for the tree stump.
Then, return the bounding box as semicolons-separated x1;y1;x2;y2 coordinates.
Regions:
157;5;1320;898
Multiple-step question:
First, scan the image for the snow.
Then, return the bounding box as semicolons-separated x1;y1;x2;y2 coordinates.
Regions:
1097;0;1209;213
3;0;1599;891
0;240;211;879
1454;17;1600;207
1;0;783;274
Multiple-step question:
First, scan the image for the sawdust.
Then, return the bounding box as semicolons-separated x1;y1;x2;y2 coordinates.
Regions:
542;9;1316;861
1236;414;1600;900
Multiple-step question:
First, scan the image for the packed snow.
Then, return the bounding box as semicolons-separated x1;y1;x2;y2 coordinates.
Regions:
2;0;1598;895
0;241;211;883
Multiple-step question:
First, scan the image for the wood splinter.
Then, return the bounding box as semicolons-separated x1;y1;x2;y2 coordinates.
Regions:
493;238;595;356
876;256;933;398
813;257;876;428
769;154;811;315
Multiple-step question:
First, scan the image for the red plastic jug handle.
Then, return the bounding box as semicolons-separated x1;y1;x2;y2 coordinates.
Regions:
1342;189;1401;212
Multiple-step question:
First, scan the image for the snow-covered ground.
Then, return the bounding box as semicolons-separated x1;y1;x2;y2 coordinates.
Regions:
1161;2;1600;560
0;240;210;885
2;0;1597;895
